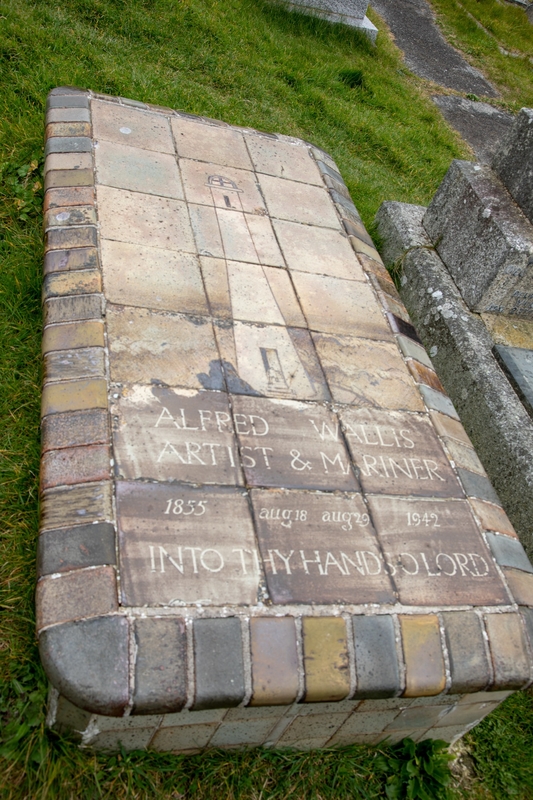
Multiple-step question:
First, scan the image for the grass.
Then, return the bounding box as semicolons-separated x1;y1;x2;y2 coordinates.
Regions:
0;0;533;797
426;0;533;109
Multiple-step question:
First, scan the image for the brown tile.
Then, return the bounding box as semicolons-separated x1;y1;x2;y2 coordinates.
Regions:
112;386;243;486
117;483;260;606
503;567;533;605
172;118;252;170
96;186;195;252
92;100;175;152
378;292;411;323
106;305;222;389
231;395;358;491
95;139;184;198
44;294;102;325
245;136;321;184
272;219;364;280
41;444;111;490
357;252;393;281
101;240;208;315
400;615;446;697
313;333;424;411
40;481;113;531
252;489;396;604
485;613;531;689
250;617;299;706
259;174;340;228
216;321;329;401
45;225;97;250
442;438;486;475
44;169;94;190
41;378;108;417
45;121;91;138
407;360;445;393
428;410;472;446
43;269;102;299
339;407;464;498
180;160;265;214
42;320;105;353
44;247;99;275
44;186;95;212
44;347;105;383
469;498;518;538
36;566;117;630
41;409;109;452
292;272;391;340
368;496;509;606
367;269;401;300
302;617;350;702
44;152;93;174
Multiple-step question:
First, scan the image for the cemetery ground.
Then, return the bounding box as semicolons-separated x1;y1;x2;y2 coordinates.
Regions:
1;0;533;796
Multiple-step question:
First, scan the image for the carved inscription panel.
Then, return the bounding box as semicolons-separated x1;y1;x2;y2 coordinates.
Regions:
252;489;395;604
117;483;260;606
91;110;499;612
368;496;508;606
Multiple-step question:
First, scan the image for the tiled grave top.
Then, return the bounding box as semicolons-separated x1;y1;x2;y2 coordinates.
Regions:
38;88;533;718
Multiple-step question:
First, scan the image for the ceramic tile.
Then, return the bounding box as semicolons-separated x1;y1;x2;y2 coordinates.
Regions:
313;333;424;410
339;407;464;498
106;304;222;389
272;219;364;280
292;272;391;339
244;135;321;184
117;483;260;606
180;159;265;214
215;321;329;401
112;386;242;485
172;117;253;170
252;489;396;604
259;174;340;228
92;100;174;153
368;496;508;606
101;239;208;315
97;186;195;252
231;395;358;491
95;139;183;198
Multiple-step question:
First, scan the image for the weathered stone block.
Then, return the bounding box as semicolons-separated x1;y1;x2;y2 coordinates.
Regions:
492;108;533;225
423;160;533;316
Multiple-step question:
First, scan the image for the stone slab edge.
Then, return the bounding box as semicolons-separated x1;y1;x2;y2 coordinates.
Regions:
37;88;533;725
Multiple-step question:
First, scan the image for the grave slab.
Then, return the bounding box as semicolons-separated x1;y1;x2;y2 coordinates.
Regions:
38;88;533;752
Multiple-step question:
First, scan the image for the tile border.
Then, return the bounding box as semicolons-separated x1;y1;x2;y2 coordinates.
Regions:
37;87;533;721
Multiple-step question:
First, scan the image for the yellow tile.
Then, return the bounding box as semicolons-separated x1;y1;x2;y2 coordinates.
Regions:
400;615;446;697
42;321;105;352
42;379;108;417
302;617;350;702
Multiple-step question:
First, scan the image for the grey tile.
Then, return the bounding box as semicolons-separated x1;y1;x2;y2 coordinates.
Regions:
442;611;491;693
419;384;460;419
485;532;533;573
193;618;245;709
457;468;500;504
37;522;116;576
133;617;187;714
352;615;401;698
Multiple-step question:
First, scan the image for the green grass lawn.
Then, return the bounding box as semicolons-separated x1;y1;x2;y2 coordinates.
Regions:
1;0;533;797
